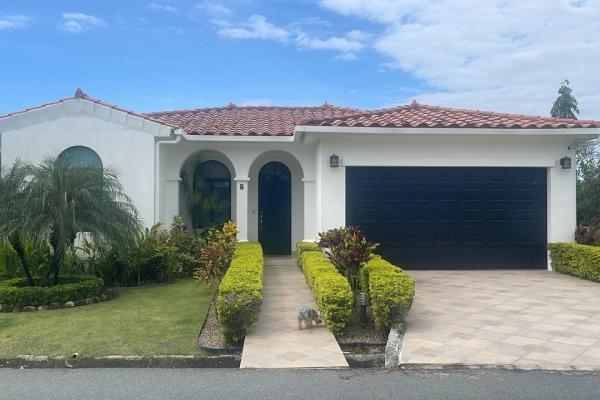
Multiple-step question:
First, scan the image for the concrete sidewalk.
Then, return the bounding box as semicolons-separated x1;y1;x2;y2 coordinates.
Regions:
240;256;348;368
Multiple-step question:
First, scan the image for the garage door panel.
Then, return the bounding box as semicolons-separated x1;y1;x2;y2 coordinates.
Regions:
346;167;547;269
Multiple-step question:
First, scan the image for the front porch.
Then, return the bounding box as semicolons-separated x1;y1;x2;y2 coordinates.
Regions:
156;138;319;253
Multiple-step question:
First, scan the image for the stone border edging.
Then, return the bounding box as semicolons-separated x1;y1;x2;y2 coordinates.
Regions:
399;363;600;372
0;355;241;369
0;289;118;313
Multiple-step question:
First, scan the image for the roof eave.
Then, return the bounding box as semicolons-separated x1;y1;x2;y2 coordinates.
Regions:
0;98;176;137
294;125;600;138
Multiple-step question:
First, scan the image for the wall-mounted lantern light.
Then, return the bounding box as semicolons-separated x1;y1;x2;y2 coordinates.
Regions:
330;154;340;168
560;156;572;170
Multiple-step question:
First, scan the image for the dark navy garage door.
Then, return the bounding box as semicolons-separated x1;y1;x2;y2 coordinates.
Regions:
346;167;547;269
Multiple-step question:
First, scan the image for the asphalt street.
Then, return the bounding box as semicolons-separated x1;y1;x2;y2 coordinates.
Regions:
2;368;600;400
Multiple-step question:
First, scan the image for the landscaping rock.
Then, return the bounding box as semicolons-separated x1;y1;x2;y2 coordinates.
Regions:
92;297;101;303
37;306;48;312
1;304;13;313
64;301;75;308
22;306;36;312
100;294;109;301
84;298;92;305
49;302;63;310
74;299;86;307
12;306;22;313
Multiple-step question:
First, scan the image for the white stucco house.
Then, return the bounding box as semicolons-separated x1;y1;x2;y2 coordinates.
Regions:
1;89;599;270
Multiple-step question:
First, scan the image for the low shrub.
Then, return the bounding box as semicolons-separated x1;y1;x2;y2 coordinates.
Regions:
0;275;104;306
548;243;600;282
79;217;204;287
359;256;415;329
216;242;264;345
295;242;319;262
298;250;353;332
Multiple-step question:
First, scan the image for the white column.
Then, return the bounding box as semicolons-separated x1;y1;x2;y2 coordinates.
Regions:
162;178;180;226
235;177;250;241
302;178;318;241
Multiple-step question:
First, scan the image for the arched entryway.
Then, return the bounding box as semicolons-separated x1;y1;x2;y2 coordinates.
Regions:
259;161;292;255
179;152;234;230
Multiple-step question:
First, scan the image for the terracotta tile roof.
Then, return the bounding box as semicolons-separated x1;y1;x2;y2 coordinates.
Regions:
301;101;600;129
145;102;365;136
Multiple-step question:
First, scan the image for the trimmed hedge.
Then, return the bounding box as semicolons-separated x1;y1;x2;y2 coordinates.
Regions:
296;242;320;263
0;276;104;307
298;249;353;332
548;243;600;282
216;242;264;345
359;256;415;329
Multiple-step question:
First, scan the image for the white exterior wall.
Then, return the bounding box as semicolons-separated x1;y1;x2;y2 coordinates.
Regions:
1;115;157;226
315;133;578;251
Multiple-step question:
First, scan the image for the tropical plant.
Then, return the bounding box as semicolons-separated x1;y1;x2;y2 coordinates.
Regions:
574;222;600;246
317;226;379;291
0;162;36;285
551;80;580;119
194;221;238;289
19;157;140;286
168;215;203;275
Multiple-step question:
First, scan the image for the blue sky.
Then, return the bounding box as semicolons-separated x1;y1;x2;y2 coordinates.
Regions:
1;0;599;118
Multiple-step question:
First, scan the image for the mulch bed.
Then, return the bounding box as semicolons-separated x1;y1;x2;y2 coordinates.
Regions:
197;302;241;354
335;307;387;354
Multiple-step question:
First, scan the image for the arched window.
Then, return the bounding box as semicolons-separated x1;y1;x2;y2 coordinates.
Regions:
57;146;102;169
188;160;231;228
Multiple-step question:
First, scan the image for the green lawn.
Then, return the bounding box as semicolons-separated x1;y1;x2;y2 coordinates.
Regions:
0;279;213;357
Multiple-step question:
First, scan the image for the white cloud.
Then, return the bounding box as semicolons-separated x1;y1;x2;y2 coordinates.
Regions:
0;15;30;30
296;30;366;60
217;15;289;42
320;0;600;119
147;3;179;13
215;15;367;59
61;12;105;33
197;1;232;18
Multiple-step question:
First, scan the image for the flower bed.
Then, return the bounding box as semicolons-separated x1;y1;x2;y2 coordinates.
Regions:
548;242;600;282
216;242;264;345
0;275;105;309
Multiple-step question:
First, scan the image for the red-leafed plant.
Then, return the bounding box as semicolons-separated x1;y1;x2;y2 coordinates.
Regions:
194;221;238;290
317;226;379;291
574;221;600;246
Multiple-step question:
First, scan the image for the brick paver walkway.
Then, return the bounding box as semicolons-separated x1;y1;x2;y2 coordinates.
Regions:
401;270;600;367
240;256;348;369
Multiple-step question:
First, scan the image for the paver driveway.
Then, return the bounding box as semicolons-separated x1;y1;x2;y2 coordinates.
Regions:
401;270;600;367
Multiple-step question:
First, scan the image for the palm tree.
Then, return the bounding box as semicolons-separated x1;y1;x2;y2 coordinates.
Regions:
25;157;141;285
0;161;35;285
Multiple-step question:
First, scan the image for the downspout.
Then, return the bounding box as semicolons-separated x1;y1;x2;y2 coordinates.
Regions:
154;130;183;224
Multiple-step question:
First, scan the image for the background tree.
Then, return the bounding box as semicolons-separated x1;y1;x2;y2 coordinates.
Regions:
551;80;580;119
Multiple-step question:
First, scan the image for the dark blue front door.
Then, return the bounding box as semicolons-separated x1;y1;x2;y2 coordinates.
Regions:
259;162;292;255
346;167;547;269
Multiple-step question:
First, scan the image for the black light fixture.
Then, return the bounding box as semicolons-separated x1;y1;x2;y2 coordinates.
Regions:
329;154;340;168
560;156;572;170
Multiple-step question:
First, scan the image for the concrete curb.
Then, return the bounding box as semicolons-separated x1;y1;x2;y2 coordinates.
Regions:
399;363;600;372
0;355;241;369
